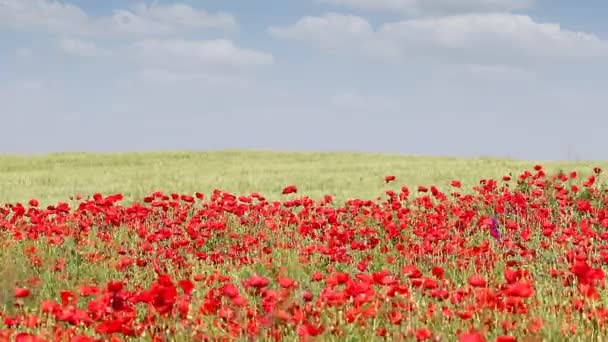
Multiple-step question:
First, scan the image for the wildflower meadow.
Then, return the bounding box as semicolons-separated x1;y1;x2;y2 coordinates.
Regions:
1;152;607;341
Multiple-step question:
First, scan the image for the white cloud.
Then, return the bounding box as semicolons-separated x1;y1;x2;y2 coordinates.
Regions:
268;13;399;60
58;37;109;57
269;13;373;47
379;13;608;60
132;39;274;76
131;3;236;31
0;0;88;33
90;9;178;36
270;13;608;66
317;0;535;15
0;0;237;36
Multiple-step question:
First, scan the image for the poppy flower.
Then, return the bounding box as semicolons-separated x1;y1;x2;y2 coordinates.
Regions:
178;279;195;296
450;180;462;188
504;281;534;298
243;274;270;289
282;185;298;195
415;328;432;341
468;275;487;288
496;337;516;342
385;175;396;183
459;331;485;342
14;287;31;298
297;321;324;337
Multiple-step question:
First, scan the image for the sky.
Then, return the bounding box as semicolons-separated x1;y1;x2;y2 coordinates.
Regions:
1;0;607;160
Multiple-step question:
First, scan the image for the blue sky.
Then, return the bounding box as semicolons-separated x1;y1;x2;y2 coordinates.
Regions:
1;0;607;160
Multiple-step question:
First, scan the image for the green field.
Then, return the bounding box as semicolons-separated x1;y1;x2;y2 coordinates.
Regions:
1;150;606;205
2;151;608;341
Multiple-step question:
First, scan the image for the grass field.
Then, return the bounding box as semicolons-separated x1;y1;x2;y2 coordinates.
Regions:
2;150;606;205
1;151;608;341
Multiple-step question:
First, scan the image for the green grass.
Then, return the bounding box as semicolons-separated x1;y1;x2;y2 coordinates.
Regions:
1;150;606;205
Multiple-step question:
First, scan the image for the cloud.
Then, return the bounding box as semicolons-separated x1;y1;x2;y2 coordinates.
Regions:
130;3;236;31
317;0;535;15
1;1;259;79
53;37;274;78
268;13;399;60
270;13;608;66
132;39;274;76
0;0;88;33
379;13;608;61
269;13;373;47
0;0;237;36
58;37;109;57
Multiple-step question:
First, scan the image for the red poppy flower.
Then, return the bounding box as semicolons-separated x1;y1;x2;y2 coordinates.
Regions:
459;331;485;342
496;336;516;342
243;274;270;289
14;287;31;298
282;185;298;195
415;328;432;341
468;275;487;288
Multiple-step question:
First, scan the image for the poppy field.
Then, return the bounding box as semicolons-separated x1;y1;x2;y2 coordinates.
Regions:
1;152;608;341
